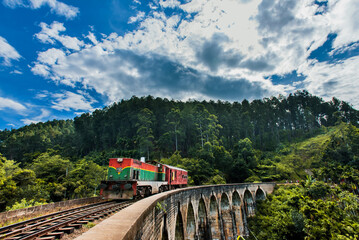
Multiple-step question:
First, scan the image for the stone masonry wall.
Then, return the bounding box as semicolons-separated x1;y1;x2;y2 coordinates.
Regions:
75;183;275;240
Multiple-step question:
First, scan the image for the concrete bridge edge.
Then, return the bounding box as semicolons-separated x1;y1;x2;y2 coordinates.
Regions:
75;183;276;240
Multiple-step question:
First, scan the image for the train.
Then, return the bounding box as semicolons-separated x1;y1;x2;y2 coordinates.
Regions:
99;158;188;199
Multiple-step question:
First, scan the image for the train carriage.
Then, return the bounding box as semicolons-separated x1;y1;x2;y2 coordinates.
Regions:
99;158;187;200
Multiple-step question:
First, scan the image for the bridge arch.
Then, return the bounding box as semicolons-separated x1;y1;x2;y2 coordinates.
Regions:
255;187;266;201
232;191;243;237
209;195;220;240
198;197;210;240
244;189;255;216
220;192;233;240
161;214;169;240
186;202;196;240
175;204;184;240
75;183;276;240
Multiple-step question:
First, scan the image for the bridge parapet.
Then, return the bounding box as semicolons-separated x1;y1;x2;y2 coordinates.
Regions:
76;183;275;240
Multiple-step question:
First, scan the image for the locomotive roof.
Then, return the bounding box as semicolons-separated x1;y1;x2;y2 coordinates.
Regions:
112;158;187;172
162;164;187;172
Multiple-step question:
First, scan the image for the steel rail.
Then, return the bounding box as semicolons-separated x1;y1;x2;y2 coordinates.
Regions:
19;202;132;240
0;201;113;235
0;201;128;240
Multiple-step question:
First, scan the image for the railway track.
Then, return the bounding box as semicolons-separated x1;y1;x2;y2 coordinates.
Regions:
0;200;133;240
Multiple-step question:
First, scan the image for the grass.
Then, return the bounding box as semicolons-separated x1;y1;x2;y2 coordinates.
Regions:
267;125;343;180
85;222;96;228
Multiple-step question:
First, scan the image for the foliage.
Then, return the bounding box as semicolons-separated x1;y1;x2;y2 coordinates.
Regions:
0;152;105;211
136;108;155;160
1;91;359;214
2;91;358;163
249;183;359;240
6;198;45;211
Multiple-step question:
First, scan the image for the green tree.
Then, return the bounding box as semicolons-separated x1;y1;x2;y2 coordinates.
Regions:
136;108;155;160
69;159;106;198
194;105;222;148
166;108;182;152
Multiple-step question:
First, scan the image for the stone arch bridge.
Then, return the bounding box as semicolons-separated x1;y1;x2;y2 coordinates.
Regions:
76;183;276;240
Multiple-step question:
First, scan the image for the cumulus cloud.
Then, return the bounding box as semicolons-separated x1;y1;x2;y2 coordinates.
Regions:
0;96;26;112
35;22;85;50
51;91;97;111
32;45;279;103
29;0;359;109
37;48;66;65
159;0;181;9
31;48;66;79
128;11;145;24
86;32;98;45
299;56;359;107
0;36;21;66
326;0;359;48
2;0;79;19
195;33;243;72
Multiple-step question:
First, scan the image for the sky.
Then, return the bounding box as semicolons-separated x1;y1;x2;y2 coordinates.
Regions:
0;0;359;130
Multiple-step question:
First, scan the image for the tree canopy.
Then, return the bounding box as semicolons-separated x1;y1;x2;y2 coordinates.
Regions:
1;90;359;215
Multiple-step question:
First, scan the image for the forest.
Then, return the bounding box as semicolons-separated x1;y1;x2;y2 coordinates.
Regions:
1;90;359;238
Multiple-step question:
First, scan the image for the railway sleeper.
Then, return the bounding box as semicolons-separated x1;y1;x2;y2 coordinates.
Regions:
90;215;101;220
76;221;89;224
47;231;64;239
22;230;37;234
57;227;75;234
37;237;56;240
82;218;95;222
68;224;82;229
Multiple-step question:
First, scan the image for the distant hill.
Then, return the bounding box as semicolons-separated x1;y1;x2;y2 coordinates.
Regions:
1;90;358;166
251;123;359;182
1;90;359;211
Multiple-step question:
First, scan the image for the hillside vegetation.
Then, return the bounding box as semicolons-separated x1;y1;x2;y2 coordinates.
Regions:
0;90;359;213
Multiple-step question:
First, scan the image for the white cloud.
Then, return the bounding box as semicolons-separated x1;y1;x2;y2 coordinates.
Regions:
35;22;85;50
86;32;98;45
159;0;181;8
326;0;359;48
36;48;65;65
0;96;26;112
0;36;21;66
128;11;145;24
51;91;97;111
10;70;23;74
2;0;79;19
31;63;51;78
2;0;24;8
30;0;359;108
21;109;51;125
35;90;50;99
299;56;359;107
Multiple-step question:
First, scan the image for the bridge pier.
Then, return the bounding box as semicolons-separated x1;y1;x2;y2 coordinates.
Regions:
75;183;275;240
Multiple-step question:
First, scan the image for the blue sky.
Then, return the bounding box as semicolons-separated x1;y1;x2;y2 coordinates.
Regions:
0;0;359;130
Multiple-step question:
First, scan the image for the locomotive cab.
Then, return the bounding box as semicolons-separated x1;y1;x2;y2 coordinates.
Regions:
100;158;138;199
99;158;187;200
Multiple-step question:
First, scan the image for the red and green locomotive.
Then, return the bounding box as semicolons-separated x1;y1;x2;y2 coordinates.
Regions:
99;158;188;199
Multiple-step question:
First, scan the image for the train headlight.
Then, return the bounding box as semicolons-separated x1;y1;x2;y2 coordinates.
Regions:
117;158;123;163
